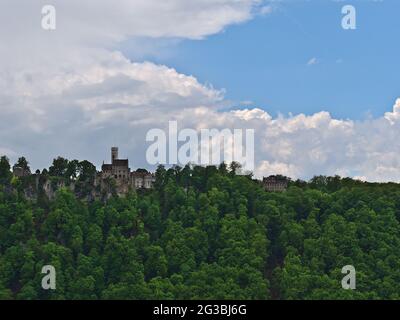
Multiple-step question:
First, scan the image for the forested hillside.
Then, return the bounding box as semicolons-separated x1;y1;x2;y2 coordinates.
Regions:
1;155;400;300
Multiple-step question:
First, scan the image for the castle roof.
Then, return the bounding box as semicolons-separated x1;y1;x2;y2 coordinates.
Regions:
112;159;129;167
102;164;112;171
263;175;288;183
131;170;154;178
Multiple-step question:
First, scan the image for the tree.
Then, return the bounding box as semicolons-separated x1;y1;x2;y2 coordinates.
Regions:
49;157;69;177
229;161;242;175
66;160;79;180
78;160;96;182
2;156;400;300
144;246;168;279
0;155;11;183
14;157;31;173
218;162;228;174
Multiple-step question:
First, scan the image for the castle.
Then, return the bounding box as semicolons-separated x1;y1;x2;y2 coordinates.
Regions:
100;147;155;190
262;175;288;192
10;147;155;201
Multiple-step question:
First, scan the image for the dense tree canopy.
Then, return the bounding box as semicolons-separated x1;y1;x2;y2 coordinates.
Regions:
0;157;400;300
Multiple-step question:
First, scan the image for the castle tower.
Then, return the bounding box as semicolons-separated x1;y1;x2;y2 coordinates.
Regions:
111;147;119;164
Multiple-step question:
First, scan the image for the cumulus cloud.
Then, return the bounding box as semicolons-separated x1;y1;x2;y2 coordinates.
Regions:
1;1;400;183
0;0;262;167
384;98;400;124
0;0;262;52
307;57;318;66
168;102;400;182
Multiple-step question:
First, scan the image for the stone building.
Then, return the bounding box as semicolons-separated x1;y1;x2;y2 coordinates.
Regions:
132;170;154;189
263;175;288;192
101;147;130;180
101;147;155;190
12;166;31;178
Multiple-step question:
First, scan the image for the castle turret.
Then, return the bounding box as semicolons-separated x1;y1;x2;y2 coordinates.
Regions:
111;147;118;164
101;147;154;190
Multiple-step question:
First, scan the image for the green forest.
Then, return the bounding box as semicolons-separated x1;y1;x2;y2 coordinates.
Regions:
1;155;400;300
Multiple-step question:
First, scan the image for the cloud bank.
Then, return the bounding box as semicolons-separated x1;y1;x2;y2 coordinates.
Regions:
1;1;399;182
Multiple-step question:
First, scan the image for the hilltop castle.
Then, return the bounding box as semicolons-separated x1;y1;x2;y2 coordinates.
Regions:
11;147;155;200
100;147;155;190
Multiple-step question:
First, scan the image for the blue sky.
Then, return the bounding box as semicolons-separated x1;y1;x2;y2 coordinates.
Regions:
122;1;400;120
2;0;400;181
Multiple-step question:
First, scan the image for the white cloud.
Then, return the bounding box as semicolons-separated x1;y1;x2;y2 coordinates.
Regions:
384;98;400;124
0;0;263;167
1;1;400;183
260;5;273;15
255;160;300;179
307;57;318;66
